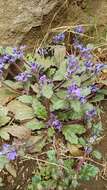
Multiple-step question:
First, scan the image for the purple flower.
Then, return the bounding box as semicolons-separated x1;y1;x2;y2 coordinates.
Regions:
47;114;62;131
39;75;51;86
85;108;96;120
30;62;38;72
85;60;94;71
15;72;31;82
52;119;62;130
0;143;17;161
67;84;81;99
3;54;13;63
0;62;4;70
12;47;24;59
80;47;93;60
53;33;65;43
68;55;78;67
39;75;47;85
73;41;83;51
85;146;92;154
90;85;99;93
7;151;17;160
79;96;86;104
95;63;105;73
66;55;79;76
74;26;84;33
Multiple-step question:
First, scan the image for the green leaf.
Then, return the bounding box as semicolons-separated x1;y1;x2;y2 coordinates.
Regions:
7;100;34;121
48;127;55;138
32;99;47;119
26;119;45;130
4;80;23;90
70;100;81;112
51;97;66;111
53;60;67;81
92;122;103;135
0;156;9;171
47;149;56;162
79;164;99;181
63;131;78;144
17;95;33;104
0;130;10;140
82;102;94;112
62;125;86;144
92;150;102;160
79;137;86;146
81;87;91;96
0;106;11;127
98;89;107;95
72;75;81;86
0;87;17;106
91;94;104;102
42;84;53;99
63;124;86;135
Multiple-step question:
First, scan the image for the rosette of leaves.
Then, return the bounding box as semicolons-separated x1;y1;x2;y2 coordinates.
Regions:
0;29;105;189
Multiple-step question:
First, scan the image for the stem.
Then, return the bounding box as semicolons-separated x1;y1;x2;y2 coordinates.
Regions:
54;80;66;91
23;155;69;171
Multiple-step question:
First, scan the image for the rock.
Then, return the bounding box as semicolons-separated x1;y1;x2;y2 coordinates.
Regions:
0;0;107;49
0;0;59;46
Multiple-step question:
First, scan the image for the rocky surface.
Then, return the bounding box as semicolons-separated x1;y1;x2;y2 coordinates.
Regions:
0;0;60;46
0;0;107;49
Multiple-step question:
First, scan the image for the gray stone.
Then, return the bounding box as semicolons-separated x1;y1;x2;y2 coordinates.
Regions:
0;0;107;48
0;0;59;46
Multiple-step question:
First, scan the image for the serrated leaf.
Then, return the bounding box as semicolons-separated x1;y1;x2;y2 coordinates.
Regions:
92;150;102;160
26;119;45;130
81;87;91;96
70;100;81;112
51;97;66;111
17;95;33;104
79;137;86;146
79;164;99;181
48;127;55;137
62;125;85;144
32;99;47;119
82;103;94;112
63;125;86;135
63;131;78;144
42;84;53;99
53;60;67;81
4;80;23;90
47;149;56;162
4;124;31;139
7;100;34;121
0;87;17;106
98;89;107;95
91;94;104;102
